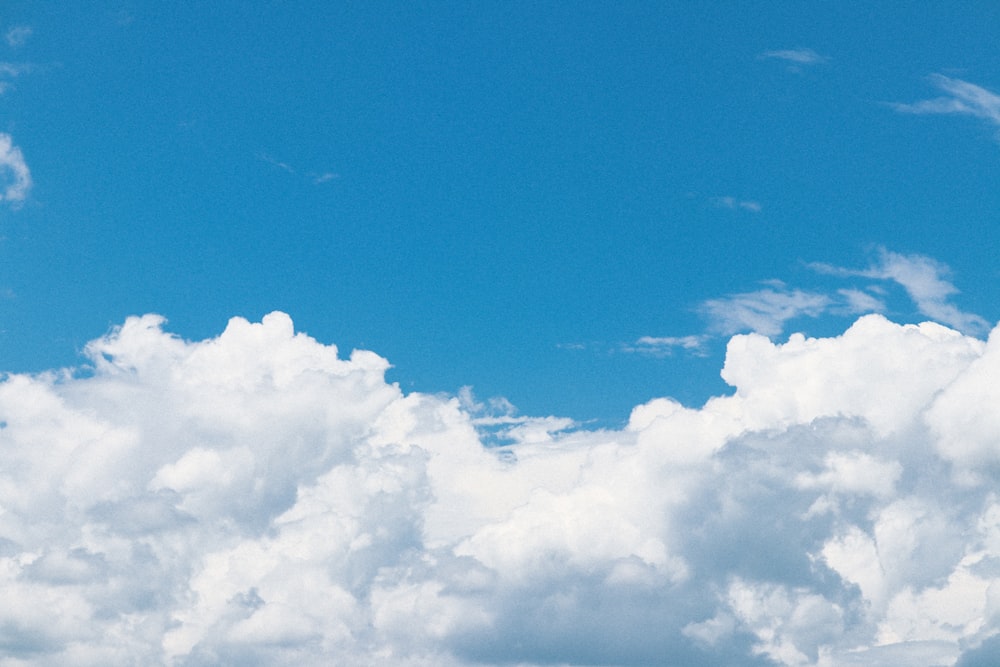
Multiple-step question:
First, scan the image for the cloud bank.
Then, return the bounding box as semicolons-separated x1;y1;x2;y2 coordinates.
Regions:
2;311;1000;665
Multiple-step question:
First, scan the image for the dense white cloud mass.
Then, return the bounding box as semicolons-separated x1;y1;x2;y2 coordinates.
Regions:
2;311;1000;665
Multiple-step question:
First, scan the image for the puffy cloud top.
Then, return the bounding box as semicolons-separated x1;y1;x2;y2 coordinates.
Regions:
1;312;1000;665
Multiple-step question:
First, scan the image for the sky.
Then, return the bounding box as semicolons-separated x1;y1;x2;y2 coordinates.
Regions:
3;2;1000;666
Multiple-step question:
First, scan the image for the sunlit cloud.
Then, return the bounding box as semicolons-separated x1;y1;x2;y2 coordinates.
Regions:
0;311;998;664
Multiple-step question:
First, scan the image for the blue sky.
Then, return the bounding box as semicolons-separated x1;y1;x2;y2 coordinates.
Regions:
6;5;1000;666
3;2;1000;423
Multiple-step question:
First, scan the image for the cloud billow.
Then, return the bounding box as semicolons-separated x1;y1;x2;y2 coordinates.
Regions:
1;311;1000;665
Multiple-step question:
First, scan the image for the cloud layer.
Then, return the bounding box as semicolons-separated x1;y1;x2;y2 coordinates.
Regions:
2;311;1000;665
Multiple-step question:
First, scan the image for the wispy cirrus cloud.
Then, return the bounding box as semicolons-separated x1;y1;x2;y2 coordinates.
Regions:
835;287;887;315
259;152;339;185
623;335;709;357
891;74;1000;128
694;250;981;340
4;26;32;48
711;196;761;213
811;248;988;335
0;61;34;95
759;48;829;66
700;283;832;337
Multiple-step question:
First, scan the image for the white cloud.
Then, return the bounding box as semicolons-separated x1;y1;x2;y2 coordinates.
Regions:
812;248;988;335
260;153;340;186
259;152;295;173
835;287;886;315
312;172;339;184
2;311;1000;664
0;132;31;203
624;334;708;357
713;196;762;212
760;48;829;66
0;61;33;96
700;284;831;336
4;26;32;48
891;74;1000;127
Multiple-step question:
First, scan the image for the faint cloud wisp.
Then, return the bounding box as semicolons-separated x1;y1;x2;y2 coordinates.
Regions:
4;26;32;48
712;196;762;213
701;284;832;337
891;74;1000;130
759;48;829;70
811;248;988;335
623;335;709;358
259;153;339;186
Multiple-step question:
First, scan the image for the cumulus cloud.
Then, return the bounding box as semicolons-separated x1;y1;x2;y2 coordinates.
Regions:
3;311;1000;665
0;132;31;202
891;74;1000;127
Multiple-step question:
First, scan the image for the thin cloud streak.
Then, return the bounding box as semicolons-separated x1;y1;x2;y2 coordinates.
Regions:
4;26;32;48
624;335;709;357
691;250;981;340
759;48;829;65
891;74;1000;126
712;196;761;213
700;285;831;337
811;248;988;335
259;153;340;186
